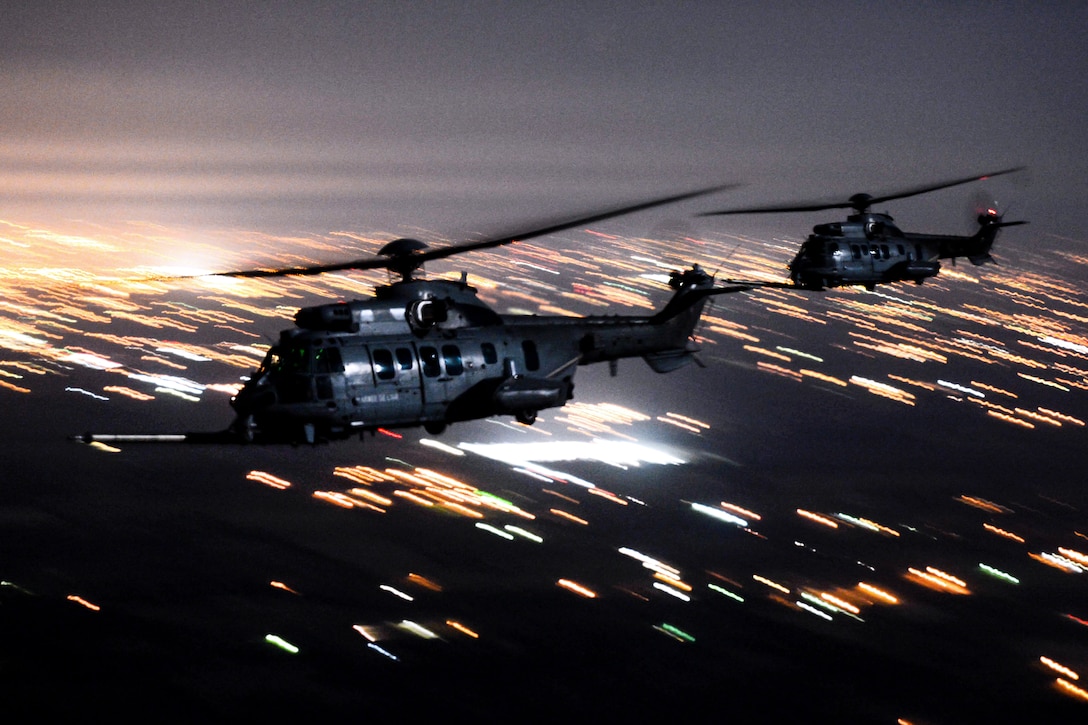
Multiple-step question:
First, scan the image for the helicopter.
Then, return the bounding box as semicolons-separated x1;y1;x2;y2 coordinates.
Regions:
700;168;1026;291
78;184;752;445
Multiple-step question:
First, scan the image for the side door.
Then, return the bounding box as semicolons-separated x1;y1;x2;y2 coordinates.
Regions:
365;344;423;425
418;342;469;420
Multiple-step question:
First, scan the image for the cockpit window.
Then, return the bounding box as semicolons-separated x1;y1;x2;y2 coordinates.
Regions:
314;346;343;374
278;345;310;374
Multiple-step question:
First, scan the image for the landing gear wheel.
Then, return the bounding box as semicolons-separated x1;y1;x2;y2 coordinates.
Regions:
515;410;537;426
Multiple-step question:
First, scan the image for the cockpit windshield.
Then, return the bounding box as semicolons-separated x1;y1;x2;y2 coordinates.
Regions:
259;343;343;376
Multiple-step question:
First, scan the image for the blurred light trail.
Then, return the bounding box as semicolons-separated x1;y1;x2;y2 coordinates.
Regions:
397;621;439;639
692;502;747;526
557;579;597;598
796;509;839;528
446;621;479;639
653;623;695;642
708;583;744;602
367;643;399;662
246;470;291;490
857;582;899;605
66;595;100;612
1055;678;1088;702
475;523;515;540
264;634;299;654
270;581;299;594
1040;656;1079;680
379;585;414;601
978;564;1020;584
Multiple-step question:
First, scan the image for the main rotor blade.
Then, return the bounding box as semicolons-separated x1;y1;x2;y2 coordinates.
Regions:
699;167;1024;216
205;183;740;279
416;183;743;264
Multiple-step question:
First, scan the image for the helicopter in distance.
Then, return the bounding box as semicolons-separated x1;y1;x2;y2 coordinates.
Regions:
700;167;1026;291
77;184;751;446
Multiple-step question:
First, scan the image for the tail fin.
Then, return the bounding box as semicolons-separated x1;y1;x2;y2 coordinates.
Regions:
960;211;1027;265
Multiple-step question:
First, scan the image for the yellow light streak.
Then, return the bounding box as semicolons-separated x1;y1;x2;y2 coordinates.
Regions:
752;575;790;594
446;620;479;639
66;594;101;611
313;491;355;508
1055;678;1088;702
857;582;899;605
906;567;971;594
720;501;761;521
1040;656;1079;680
270;581;299;594
796;509;839;528
557;579;597;598
958;495;1012;514
983;523;1025;543
246;470;291;490
550;509;588;525
406;573;442;591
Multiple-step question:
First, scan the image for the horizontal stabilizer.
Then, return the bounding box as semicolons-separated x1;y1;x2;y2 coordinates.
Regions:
643;349;695;373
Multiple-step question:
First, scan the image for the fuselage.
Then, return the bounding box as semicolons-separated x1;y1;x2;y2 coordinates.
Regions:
230;269;715;442
788;212;1000;290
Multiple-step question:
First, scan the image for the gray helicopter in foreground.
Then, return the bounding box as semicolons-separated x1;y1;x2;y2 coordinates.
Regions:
78;184;751;445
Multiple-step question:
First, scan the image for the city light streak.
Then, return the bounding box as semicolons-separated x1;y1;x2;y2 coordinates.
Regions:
1030;551;1085;574
446;620;479;639
653;623;695;642
978;563;1020;584
550;509;589;525
796;509;839;528
246;470;291;490
1039;656;1079;680
653;581;691;601
1055;678;1088;702
906;567;971;594
983;523;1025;543
379;585;414;601
691;501;747;527
557;579;597;598
475;522;514;540
856;582;899;605
66;595;101;612
264;634;299;654
752;575;790;594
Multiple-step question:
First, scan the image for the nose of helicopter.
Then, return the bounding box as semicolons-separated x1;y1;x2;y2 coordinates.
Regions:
229;378;277;441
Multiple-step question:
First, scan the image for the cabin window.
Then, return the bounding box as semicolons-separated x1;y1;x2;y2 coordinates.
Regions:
373;348;395;380
880;244;889;259
850;245;861;260
420;346;441;377
316;376;333;400
395;347;414;371
522;340;540;371
482;342;498;365
442;345;463;376
897;244;905;256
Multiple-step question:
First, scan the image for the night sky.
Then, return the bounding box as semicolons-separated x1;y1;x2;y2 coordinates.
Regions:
3;3;1088;720
3;3;1085;236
